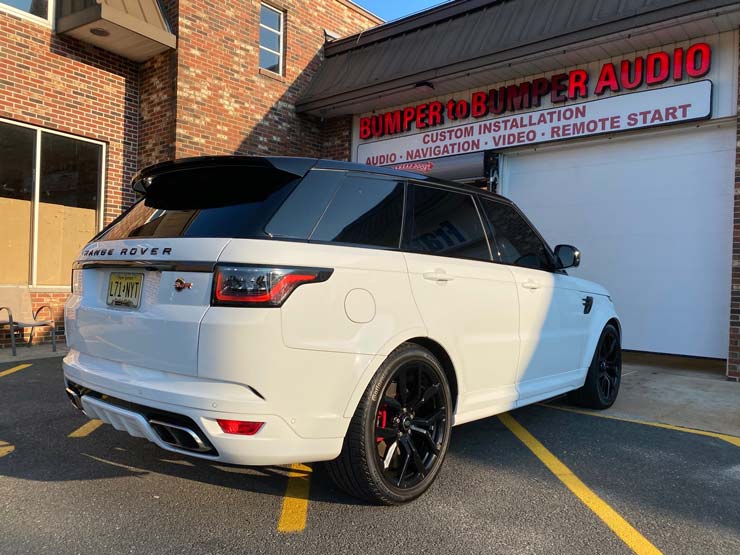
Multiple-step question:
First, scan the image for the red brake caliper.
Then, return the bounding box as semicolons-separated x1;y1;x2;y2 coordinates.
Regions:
376;405;388;443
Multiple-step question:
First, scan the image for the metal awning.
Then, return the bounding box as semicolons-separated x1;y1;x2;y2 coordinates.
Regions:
297;0;740;116
56;0;176;62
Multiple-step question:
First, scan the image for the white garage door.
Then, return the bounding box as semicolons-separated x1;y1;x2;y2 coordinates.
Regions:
502;123;735;358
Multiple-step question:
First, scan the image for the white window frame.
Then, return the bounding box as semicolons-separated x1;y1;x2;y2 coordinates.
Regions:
0;117;106;289
259;3;284;75
0;0;55;28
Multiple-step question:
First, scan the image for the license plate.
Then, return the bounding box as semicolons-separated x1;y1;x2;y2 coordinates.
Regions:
107;272;144;308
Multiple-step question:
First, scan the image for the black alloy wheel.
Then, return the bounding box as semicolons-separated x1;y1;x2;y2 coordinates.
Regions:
325;343;452;505
568;323;622;409
596;329;621;405
373;360;447;489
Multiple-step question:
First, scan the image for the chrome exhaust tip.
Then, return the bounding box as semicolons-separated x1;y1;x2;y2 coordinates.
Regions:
65;387;85;413
148;419;212;453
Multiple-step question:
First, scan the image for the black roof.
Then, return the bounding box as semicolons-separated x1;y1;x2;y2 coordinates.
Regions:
132;155;510;203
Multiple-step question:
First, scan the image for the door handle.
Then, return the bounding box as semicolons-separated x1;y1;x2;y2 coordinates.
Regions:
521;279;542;290
423;270;455;283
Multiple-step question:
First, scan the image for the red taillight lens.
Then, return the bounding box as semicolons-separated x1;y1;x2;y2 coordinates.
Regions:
212;265;332;307
217;419;264;435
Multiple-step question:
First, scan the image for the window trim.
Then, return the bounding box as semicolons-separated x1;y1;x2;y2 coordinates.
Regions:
0;117;107;287
402;181;494;263
476;194;561;273
0;0;55;28
259;3;284;75
307;171;406;250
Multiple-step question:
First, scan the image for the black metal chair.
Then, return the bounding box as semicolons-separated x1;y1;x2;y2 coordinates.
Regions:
0;287;57;357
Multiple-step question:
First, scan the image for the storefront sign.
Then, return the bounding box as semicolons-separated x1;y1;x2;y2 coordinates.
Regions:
357;80;712;166
359;43;712;140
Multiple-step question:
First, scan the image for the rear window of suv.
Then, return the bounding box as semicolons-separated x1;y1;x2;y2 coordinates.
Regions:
310;175;404;249
100;167;342;241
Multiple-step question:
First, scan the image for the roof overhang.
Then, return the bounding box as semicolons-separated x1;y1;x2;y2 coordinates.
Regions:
56;0;176;62
297;0;740;117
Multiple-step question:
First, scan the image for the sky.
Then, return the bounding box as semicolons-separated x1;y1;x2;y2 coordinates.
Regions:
353;0;452;22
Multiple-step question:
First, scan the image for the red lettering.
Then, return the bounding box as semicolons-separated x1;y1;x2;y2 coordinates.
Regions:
383;111;401;135
415;103;429;129
620;58;643;90
550;73;568;103
446;99;456;120
454;100;470;119
428;101;444;127
359;117;372;140
471;91;488;117
371;115;383;137
567;69;588;99
673;47;684;81
686;43;711;77
594;63;620;95
646;52;670;85
531;77;550;107
506;82;531;111
489;88;505;115
402;107;415;131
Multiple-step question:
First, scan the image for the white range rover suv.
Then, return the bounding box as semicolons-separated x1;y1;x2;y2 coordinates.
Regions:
63;156;621;504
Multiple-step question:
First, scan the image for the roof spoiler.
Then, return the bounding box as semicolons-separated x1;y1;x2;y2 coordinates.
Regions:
132;156;319;195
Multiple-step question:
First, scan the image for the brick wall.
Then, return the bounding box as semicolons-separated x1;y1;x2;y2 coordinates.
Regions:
0;9;140;350
139;1;179;169
0;11;139;224
320;115;354;160
0;1;377;351
171;0;379;160
728;28;740;380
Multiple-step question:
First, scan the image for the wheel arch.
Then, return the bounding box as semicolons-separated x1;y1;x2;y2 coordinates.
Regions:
342;335;461;419
579;307;622;372
606;317;622;339
404;337;459;413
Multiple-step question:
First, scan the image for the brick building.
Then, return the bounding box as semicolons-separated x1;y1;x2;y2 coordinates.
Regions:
0;0;380;348
3;0;740;382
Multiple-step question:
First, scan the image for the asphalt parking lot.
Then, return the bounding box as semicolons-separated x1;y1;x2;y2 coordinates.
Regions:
1;357;738;555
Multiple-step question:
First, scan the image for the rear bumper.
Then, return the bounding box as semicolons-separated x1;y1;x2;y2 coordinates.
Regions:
62;350;344;465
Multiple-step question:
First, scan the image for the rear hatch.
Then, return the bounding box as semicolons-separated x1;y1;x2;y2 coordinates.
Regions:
65;157;318;376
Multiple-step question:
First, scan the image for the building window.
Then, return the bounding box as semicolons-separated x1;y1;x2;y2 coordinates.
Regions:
0;119;105;288
0;1;52;25
259;3;283;75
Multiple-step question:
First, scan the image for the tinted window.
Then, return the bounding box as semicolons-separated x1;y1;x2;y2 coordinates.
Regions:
310;176;404;249
265;170;342;239
480;198;552;270
403;184;490;261
101;166;303;240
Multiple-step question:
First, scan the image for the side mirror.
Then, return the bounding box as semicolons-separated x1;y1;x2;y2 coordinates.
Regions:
554;244;580;269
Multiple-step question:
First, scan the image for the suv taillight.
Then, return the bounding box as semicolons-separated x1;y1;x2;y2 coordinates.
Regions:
212;265;333;307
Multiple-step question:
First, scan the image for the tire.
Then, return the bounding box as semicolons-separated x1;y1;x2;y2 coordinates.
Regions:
568;323;622;409
325;342;453;505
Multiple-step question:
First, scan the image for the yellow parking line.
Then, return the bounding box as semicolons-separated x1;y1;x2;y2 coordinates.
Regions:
68;419;103;438
498;412;662;555
277;463;312;533
0;363;32;379
0;440;14;458
538;403;740;448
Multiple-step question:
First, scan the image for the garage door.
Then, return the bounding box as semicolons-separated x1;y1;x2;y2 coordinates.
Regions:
501;123;735;358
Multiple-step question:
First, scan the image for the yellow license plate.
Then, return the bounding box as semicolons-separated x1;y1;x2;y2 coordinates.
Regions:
107;272;144;308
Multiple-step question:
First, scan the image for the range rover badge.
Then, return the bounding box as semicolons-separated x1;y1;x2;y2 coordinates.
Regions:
174;278;193;291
